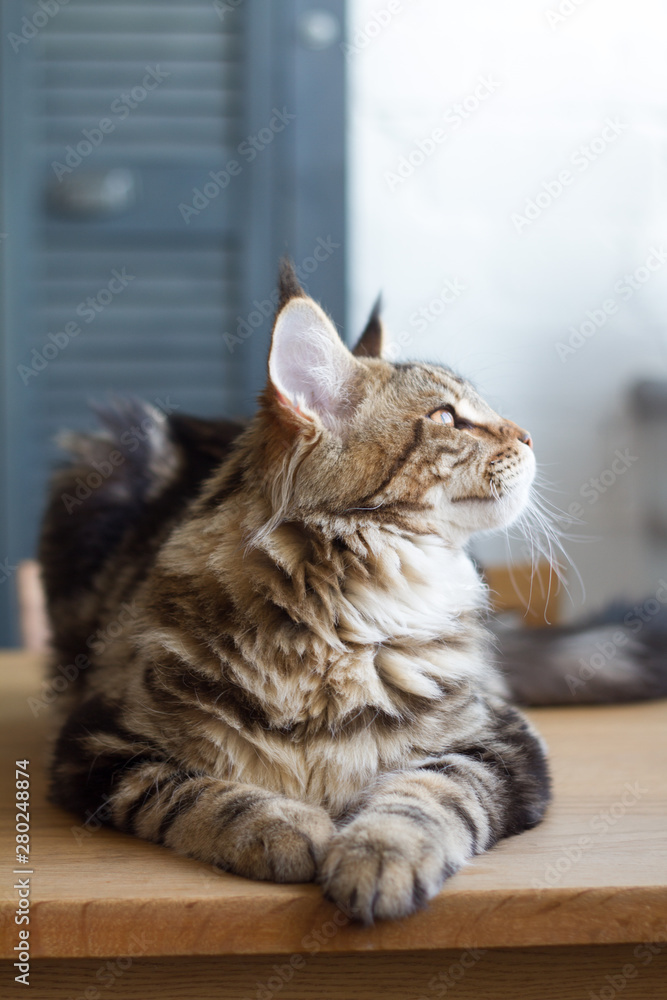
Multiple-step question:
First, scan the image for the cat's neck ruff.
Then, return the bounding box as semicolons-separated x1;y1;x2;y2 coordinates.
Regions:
338;528;487;648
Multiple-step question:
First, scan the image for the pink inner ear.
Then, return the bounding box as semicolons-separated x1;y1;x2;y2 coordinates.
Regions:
274;387;306;418
268;298;359;428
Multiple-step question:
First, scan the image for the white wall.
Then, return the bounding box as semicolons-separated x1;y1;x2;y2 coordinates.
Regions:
346;0;667;618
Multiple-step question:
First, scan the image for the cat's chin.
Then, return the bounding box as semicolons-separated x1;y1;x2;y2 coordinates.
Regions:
479;482;532;532
438;470;535;540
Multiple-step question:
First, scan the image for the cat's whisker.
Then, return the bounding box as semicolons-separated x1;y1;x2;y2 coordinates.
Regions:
516;482;586;606
494;474;584;622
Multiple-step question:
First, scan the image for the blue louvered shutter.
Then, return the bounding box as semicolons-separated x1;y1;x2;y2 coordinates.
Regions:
31;0;249;474
0;0;347;644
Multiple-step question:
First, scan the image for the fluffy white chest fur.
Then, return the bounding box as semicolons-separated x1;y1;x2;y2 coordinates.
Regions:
339;531;486;645
337;531;492;702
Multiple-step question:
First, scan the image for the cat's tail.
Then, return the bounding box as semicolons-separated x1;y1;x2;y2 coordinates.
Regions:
496;601;667;705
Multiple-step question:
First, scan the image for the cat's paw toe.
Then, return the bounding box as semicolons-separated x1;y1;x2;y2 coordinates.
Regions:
232;799;335;883
319;818;452;922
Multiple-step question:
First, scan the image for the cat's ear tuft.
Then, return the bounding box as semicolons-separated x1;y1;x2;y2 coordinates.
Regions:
352;294;384;358
268;296;360;429
277;257;306;311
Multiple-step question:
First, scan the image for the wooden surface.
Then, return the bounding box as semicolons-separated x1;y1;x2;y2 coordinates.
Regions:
3;946;667;1000
1;652;667;965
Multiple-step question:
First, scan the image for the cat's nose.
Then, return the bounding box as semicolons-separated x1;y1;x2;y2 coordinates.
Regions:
518;429;533;449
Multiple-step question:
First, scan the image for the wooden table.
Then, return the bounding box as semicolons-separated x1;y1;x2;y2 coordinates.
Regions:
1;651;666;999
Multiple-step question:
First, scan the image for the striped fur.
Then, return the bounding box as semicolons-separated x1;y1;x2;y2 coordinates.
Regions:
41;263;552;922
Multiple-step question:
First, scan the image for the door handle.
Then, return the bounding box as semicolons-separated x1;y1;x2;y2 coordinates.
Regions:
47;168;137;218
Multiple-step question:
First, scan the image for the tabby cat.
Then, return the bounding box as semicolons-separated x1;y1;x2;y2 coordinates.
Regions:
40;262;667;922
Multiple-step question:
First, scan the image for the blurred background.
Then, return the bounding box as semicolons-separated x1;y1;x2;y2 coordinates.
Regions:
1;0;666;645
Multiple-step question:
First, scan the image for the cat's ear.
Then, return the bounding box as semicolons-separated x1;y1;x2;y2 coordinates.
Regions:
276;256;306;311
268;272;360;430
352;295;384;358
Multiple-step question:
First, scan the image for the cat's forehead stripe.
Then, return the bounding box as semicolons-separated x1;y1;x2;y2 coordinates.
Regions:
393;363;467;399
428;374;481;411
387;362;500;428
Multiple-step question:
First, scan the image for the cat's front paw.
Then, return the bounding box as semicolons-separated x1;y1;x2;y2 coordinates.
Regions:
224;798;335;884
319;814;460;922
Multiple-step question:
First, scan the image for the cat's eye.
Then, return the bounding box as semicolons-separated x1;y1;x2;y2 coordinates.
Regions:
429;407;455;426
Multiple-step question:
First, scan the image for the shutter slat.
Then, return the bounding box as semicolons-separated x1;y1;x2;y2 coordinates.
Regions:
31;0;249;488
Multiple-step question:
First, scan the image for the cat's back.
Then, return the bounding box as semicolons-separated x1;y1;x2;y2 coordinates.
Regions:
39;400;244;669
